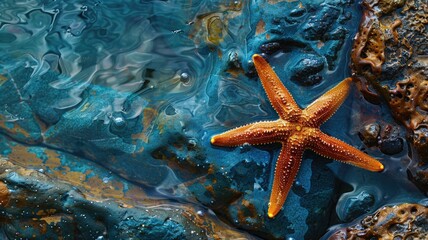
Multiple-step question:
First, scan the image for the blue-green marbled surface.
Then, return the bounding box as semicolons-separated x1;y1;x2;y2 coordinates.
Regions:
0;0;426;239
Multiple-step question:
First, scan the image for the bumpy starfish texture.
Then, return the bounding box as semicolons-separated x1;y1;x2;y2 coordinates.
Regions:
211;54;384;218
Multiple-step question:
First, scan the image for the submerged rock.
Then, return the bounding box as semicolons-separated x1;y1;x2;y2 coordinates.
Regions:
339;191;375;222
0;159;187;239
379;135;403;155
302;5;340;40
0;157;255;239
290;54;324;86
379;124;404;155
359;122;380;147
358;121;404;155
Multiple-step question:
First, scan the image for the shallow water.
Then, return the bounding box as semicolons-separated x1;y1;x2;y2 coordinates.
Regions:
0;0;427;239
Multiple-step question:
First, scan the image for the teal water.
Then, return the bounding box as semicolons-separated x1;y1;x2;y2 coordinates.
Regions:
0;0;426;239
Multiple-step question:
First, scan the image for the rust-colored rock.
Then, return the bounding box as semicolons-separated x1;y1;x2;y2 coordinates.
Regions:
328;203;428;239
351;0;428;163
351;1;385;78
389;72;428;159
389;72;428;130
0;179;9;207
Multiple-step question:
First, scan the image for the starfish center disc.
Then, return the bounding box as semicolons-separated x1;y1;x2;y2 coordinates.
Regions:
295;125;302;131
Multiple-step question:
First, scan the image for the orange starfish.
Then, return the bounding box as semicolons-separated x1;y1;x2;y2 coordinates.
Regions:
211;54;384;218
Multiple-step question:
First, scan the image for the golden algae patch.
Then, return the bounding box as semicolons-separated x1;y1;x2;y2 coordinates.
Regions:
255;19;266;35
39;215;63;225
0;121;32;139
9;145;44;167
132;107;157;143
0;74;7;86
85;175;125;200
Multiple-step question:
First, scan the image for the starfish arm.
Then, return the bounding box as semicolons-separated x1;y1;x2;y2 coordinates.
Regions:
302;78;352;127
211;120;292;147
309;131;384;172
252;54;302;121
268;138;304;218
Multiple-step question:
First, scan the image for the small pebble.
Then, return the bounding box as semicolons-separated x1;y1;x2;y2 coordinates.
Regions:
359;122;381;147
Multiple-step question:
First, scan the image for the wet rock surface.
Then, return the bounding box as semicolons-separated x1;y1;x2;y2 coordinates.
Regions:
250;0;355;86
324;203;428;239
338;191;376;222
0;147;254;239
358;122;380;147
290;54;324;86
351;0;427;155
351;0;428;195
0;0;366;238
0;159;223;239
358;121;404;155
0;0;426;239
